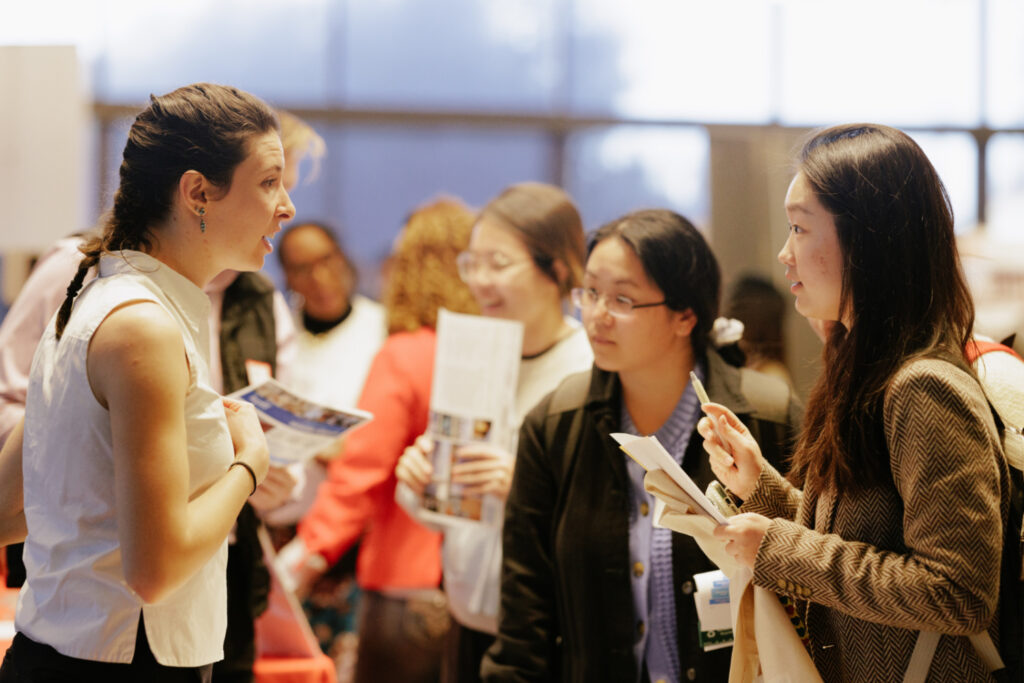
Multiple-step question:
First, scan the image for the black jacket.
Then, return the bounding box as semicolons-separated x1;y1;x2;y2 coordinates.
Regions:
482;351;801;683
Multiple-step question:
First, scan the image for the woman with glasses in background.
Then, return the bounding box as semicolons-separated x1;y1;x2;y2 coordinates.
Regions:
395;182;593;683
481;210;801;683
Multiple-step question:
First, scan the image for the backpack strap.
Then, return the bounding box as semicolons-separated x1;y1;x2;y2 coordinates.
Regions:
906;628;1007;680
970;342;1024;472
547;371;590;417
904;631;941;683
967;339;1023;364
544;371;591;486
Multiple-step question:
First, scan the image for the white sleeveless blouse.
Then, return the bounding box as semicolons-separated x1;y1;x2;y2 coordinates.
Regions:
17;250;233;666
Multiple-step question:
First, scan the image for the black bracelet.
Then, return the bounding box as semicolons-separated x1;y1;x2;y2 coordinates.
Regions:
229;460;258;496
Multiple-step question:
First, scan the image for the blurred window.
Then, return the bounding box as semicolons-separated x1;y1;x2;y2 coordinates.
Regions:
907;132;978;233
985;0;1024;127
343;0;561;111
96;0;333;103
570;0;773;122
566;126;710;231
986;134;1024;243
776;0;981;127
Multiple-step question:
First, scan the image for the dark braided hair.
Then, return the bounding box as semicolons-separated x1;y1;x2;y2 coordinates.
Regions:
55;83;278;339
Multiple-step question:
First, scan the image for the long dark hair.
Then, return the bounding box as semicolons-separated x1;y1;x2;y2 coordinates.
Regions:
789;124;976;493
478;182;585;297
588;209;721;362
55;83;278;339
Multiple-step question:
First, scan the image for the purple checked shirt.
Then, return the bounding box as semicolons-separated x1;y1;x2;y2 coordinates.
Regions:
620;364;704;683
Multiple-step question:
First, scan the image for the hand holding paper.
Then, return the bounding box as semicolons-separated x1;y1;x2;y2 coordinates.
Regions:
712;513;772;569
451;443;513;500
395;434;435;496
228;379;373;466
612;432;728;525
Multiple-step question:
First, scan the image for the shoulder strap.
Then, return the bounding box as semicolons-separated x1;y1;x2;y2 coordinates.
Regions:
971;343;1024;472
967;339;1023;364
738;367;791;425
544;371;591;486
547;371;590;416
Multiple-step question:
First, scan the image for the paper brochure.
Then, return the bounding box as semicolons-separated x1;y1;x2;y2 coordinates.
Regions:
229;378;373;465
611;432;728;525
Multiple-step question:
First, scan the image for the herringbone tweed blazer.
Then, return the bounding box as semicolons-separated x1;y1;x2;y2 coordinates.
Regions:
745;358;1011;682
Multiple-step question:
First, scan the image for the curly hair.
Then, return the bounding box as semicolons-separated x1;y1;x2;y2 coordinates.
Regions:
384;197;479;334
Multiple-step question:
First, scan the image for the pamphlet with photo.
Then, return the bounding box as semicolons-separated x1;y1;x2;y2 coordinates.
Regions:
420;309;523;525
229;378;373;465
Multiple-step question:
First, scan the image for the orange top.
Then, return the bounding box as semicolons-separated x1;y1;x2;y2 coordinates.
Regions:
298;327;441;590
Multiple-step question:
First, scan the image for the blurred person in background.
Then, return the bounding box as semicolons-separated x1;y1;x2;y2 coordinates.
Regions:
269;221;387;668
724;273;793;387
276;198;479;683
278;221;385;414
394;182;593;683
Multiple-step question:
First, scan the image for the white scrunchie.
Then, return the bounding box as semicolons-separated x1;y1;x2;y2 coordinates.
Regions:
710;317;744;347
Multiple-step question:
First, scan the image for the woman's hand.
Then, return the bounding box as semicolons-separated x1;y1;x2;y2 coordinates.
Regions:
395;434;434;496
0;419;26;547
274;535;327;599
223;398;270;485
451;444;514;500
248;464;298;511
698;403;765;500
713;513;772;569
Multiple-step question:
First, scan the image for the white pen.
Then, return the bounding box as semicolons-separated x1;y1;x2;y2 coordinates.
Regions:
690;371;730;452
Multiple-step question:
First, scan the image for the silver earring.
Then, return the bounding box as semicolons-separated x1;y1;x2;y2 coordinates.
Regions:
198;207;206;233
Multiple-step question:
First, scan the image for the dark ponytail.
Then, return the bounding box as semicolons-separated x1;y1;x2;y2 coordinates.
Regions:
55;83;277;339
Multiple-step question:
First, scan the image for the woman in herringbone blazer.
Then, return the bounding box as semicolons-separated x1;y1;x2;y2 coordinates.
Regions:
700;124;1013;681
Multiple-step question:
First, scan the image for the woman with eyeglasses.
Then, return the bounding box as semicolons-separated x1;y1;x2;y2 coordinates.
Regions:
480;210;801;683
395;182;593;683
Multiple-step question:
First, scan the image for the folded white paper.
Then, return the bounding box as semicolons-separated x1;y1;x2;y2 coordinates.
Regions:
612;432;728;525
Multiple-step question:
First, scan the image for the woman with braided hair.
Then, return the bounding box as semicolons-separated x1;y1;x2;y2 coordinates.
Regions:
0;82;293;681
